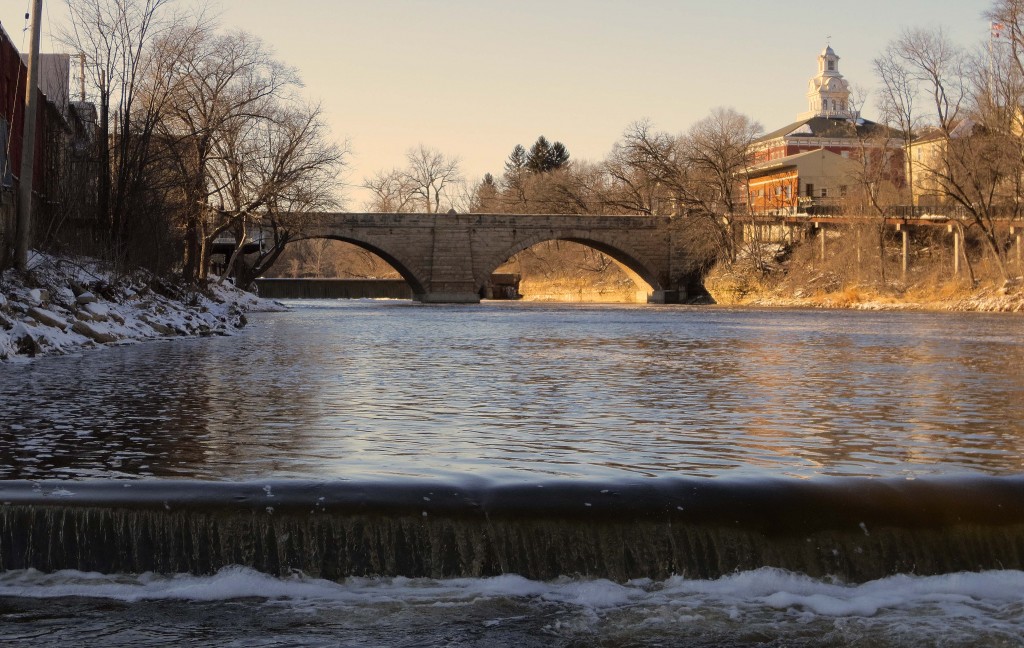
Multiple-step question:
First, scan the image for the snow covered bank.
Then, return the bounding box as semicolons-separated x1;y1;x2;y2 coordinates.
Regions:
0;253;283;361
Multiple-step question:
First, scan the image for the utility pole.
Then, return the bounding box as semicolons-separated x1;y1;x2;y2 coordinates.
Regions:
80;52;86;102
15;0;43;271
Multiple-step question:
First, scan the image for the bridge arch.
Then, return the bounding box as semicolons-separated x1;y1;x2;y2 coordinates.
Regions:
298;235;428;296
476;230;665;298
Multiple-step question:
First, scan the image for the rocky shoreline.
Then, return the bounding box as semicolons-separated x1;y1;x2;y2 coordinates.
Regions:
0;254;282;361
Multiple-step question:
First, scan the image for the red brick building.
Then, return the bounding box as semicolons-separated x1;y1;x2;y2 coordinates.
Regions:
1;22;96;265
745;46;904;213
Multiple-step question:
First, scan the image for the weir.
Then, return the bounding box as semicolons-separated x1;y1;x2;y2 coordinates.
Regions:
2;477;1023;583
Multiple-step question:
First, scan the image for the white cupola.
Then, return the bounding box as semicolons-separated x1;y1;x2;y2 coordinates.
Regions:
799;45;855;120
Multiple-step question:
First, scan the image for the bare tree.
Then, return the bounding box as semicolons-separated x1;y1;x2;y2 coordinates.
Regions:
841;88;906;282
57;0;182;268
156;28;329;281
363;146;462;214
894;28;967;132
362;168;418;212
678;107;763;262
888;27;1020;281
874;50;921;206
214;102;348;287
520;162;608;215
403;145;462;213
603;120;681;216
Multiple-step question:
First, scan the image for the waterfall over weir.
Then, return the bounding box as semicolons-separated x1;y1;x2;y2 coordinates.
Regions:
2;477;1023;583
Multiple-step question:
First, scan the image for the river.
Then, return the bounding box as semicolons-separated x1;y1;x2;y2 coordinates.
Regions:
0;300;1022;646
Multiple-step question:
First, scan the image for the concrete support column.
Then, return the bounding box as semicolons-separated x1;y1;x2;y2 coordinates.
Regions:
1013;226;1021;271
896;224;909;280
948;224;960;277
816;223;826;263
647;289;681;304
854;226;862;282
424;222;479;302
415;292;481;304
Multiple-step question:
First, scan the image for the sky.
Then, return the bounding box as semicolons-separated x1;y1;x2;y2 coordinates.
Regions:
2;0;992;208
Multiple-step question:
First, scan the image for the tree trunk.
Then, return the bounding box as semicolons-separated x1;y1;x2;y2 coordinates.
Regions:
98;87;111;254
182;215;202;283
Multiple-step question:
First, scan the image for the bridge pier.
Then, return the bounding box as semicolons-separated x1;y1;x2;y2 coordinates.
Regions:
647;289;682;304
415;292;481;304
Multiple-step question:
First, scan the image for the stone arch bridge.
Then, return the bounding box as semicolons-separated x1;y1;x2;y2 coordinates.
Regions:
300;212;688;303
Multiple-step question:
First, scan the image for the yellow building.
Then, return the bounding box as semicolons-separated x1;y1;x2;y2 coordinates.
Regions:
745;148;862;214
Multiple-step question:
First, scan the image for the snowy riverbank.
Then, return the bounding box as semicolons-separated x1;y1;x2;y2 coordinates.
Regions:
0;254;283;361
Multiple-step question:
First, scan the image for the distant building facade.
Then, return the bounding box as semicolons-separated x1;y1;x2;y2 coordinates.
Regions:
745;148;860;214
745;46;904;214
1;22;96;265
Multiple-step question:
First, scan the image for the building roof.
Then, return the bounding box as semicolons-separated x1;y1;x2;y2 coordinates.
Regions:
909;119;981;147
746;147;859;177
754;116;894;144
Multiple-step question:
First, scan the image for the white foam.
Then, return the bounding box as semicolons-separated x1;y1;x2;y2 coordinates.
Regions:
0;567;1020;618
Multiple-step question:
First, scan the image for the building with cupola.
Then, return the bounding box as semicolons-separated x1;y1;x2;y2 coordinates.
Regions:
800;45;855;120
744;45;904;214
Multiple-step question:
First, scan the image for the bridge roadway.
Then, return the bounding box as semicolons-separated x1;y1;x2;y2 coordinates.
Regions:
301;212;688;304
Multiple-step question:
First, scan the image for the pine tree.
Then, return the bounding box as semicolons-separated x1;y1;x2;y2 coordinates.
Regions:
504;144;528;177
526;136;570;173
547;141;570;170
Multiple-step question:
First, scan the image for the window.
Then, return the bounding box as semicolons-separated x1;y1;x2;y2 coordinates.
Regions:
820;187;829;198
828;60;835;71
840;185;848;197
805;183;814;197
775;186;782;196
785;185;792;199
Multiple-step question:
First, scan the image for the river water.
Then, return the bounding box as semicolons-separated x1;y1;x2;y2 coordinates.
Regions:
1;300;1023;646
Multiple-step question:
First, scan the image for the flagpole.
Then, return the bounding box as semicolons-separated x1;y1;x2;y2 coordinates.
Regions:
15;0;43;272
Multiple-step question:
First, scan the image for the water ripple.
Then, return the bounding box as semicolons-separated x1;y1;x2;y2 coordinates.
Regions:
1;302;1022;481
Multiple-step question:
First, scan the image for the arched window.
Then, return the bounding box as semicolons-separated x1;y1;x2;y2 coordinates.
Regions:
828;60;835;71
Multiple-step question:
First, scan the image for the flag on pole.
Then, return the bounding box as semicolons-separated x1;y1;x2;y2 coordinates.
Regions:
991;21;1007;41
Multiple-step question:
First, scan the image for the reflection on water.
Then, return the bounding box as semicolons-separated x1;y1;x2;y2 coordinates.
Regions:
0;301;1022;481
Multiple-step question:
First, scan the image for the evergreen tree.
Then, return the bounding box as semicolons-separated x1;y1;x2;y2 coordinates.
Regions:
548;141;570;169
471;172;500;213
526;135;570;173
504;144;528;177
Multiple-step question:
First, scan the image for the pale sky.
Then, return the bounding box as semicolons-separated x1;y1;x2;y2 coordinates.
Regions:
3;0;991;208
